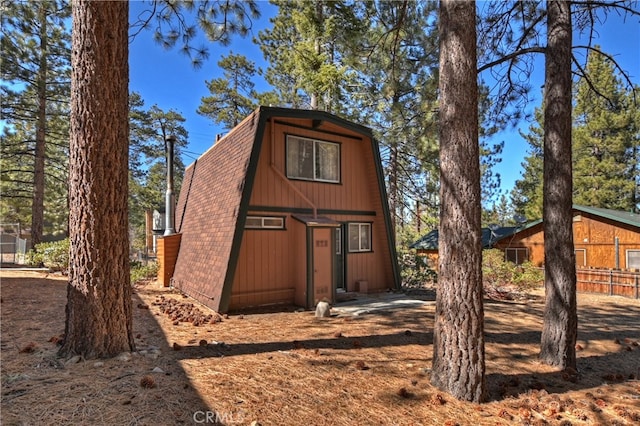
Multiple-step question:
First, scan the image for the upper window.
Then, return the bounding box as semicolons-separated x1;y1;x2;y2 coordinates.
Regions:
245;216;285;229
348;223;372;252
286;135;340;183
627;250;640;270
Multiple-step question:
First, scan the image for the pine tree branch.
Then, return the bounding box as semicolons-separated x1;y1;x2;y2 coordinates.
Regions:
572;45;639;105
478;47;546;74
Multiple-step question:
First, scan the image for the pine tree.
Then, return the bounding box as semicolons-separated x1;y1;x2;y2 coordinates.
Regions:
1;0;71;245
257;0;364;112
129;93;189;250
345;0;440;231
540;0;577;370
513;50;639;217
130;0;260;68
60;0;134;358
197;53;258;130
61;0;262;359
432;0;485;403
573;47;637;211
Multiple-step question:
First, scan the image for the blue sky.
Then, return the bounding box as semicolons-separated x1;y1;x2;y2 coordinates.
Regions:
128;2;640;195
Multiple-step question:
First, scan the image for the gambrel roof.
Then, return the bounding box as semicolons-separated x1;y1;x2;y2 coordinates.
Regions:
172;106;399;312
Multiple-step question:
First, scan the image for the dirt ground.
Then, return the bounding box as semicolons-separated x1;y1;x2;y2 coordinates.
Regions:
1;270;639;426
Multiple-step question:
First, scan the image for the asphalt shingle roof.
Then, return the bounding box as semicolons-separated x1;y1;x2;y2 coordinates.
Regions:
410;226;522;250
172;110;260;312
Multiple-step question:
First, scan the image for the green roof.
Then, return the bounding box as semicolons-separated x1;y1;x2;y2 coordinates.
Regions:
410;226;526;250
573;205;640;228
410;206;638;252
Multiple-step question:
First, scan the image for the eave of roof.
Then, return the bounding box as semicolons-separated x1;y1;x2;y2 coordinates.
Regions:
573;204;640;228
410;222;543;251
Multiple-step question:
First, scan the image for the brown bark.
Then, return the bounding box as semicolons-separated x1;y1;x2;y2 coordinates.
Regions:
431;0;485;403
540;0;577;369
59;0;134;358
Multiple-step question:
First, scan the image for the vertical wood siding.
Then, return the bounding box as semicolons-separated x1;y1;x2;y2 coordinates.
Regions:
572;213;640;269
495;213;640;269
229;120;395;308
157;234;182;287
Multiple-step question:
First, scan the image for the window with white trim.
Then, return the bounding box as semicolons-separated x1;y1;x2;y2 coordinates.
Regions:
286;135;340;183
348;223;371;252
245;216;285;229
505;247;528;265
627;250;640;269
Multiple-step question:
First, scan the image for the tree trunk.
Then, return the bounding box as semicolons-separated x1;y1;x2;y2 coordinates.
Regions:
540;0;577;370
31;2;47;248
310;0;323;110
388;142;399;234
431;0;485;403
59;0;134;359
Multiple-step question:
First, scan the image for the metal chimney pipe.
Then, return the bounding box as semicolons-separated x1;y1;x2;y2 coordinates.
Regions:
164;135;176;236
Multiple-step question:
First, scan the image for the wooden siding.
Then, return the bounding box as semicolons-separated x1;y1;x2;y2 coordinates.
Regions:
494;224;545;266
157;234;182;287
249;121;378;212
331;214;393;293
229;210;300;310
572;212;640;269
228;120;395;309
495;212;640;270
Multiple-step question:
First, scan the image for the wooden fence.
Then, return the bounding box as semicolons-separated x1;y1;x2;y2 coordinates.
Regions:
575;268;640;299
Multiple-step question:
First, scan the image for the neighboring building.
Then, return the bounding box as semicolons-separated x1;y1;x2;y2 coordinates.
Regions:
411;205;640;271
493;205;640;270
410;225;522;268
161;107;400;313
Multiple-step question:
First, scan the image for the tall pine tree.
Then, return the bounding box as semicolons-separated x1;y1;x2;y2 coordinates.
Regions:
257;0;364;112
432;0;485;403
129;93;189;250
1;0;71;244
573;47;637;211
197;53;258;130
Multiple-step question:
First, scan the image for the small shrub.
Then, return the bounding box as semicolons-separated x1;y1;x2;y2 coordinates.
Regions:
482;249;543;298
130;261;159;285
400;252;438;287
397;226;438;288
513;261;544;292
25;238;69;272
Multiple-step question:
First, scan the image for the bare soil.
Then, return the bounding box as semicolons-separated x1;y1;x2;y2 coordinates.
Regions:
1;269;639;426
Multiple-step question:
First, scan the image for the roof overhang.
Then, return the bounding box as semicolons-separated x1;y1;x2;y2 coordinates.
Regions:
292;215;341;227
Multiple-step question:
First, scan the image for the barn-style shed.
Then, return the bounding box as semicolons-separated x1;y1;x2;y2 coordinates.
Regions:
163;107;400;313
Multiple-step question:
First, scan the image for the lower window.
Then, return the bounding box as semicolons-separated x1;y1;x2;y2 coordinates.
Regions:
627;250;640;269
348;223;371;252
505;247;528;265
